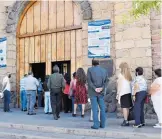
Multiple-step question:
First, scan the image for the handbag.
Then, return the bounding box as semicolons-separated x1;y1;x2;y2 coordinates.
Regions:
128;107;134;121
145;95;150;104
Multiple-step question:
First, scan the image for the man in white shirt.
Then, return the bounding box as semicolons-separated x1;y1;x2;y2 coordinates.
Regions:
2;72;11;112
25;72;39;115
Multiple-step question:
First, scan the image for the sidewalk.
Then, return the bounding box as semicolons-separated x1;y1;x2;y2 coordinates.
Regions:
0;108;161;139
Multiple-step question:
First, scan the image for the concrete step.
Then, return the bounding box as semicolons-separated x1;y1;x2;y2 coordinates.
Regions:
0;127;108;139
0;122;160;139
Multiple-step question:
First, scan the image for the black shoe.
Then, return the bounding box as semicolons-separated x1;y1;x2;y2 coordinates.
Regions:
49;112;52;114
54;115;58;120
133;124;142;128
72;114;76;117
45;112;48;114
57;115;60;118
81;115;84;118
91;126;99;129
23;109;27;112
121;120;129;126
141;123;145;127
29;113;36;115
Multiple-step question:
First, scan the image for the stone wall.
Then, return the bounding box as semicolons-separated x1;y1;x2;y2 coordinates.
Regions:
150;9;162;71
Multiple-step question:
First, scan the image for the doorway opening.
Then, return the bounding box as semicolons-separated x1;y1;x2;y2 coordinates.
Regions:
31;63;46;81
51;61;71;76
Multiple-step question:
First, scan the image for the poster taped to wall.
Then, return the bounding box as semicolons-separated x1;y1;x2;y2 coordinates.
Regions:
0;37;7;68
88;19;111;58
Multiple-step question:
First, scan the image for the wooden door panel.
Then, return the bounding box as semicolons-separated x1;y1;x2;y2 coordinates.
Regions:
27;6;34;33
46;34;52;75
40;35;46;62
28;37;35;63
24;37;29;74
56;1;64;28
51;33;56;61
65;31;71;60
19;39;25;79
33;1;41;32
57;32;65;61
41;1;49;31
34;36;41;63
65;1;73;26
49;1;56;30
20;15;26;35
70;30;76;74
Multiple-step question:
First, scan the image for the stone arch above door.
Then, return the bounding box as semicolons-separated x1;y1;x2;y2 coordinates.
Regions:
6;1;92;33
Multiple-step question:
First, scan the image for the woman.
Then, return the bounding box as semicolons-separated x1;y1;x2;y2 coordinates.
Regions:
69;72;82;114
43;75;52;114
73;68;87;117
63;73;72;113
149;69;162;128
132;67;147;128
116;62;132;126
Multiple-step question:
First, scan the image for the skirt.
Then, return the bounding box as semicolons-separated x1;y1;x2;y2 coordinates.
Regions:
120;94;132;108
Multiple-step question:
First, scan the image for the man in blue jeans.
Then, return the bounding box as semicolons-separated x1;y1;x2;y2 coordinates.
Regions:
2;72;12;112
87;59;108;129
20;74;27;111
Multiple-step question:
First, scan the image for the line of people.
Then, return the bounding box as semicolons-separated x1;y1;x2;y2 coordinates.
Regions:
116;62;162;128
0;59;161;130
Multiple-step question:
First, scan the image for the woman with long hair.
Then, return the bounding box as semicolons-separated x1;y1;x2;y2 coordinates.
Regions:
116;62;133;126
73;68;87;117
149;69;162;128
63;73;72;113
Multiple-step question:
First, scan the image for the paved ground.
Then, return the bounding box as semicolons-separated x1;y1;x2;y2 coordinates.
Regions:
0;108;161;139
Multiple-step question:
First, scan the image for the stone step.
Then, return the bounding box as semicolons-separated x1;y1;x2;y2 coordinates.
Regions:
0;122;160;139
0;127;107;139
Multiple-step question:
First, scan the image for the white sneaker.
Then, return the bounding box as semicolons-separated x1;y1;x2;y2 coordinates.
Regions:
155;123;160;126
153;125;162;128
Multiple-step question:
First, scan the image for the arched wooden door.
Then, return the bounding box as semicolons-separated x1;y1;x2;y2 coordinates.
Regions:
17;0;83;83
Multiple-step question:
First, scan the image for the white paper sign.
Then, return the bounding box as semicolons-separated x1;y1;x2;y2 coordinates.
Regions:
0;37;7;68
88;19;111;58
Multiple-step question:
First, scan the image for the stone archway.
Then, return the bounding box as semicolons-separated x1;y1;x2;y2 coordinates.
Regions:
6;1;92;34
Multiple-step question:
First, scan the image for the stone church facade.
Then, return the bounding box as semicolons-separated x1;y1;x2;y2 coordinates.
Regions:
0;1;161;116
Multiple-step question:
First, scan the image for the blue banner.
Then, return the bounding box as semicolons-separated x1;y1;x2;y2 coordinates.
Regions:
0;37;7;68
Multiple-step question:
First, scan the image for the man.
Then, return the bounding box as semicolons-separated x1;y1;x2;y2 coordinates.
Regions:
25;72;39;115
20;74;28;111
37;78;43;107
2;72;12;112
87;59;108;129
48;65;65;120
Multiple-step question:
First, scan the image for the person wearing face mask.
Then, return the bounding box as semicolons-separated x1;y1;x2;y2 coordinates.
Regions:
132;67;147;128
2;72;12;112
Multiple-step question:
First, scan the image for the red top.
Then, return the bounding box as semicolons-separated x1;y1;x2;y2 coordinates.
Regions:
64;83;70;95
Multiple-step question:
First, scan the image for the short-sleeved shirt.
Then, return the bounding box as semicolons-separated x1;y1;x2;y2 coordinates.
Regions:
132;76;147;93
2;76;10;91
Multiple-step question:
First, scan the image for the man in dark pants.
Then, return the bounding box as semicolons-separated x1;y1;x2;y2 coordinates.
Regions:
87;59;108;129
2;73;12;112
48;65;65;120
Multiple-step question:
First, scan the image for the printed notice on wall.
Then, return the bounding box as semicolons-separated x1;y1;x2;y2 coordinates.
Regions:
88;19;111;58
0;37;7;68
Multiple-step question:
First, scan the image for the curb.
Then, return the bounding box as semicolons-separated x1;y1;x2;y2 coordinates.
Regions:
0;122;160;139
0;132;60;139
